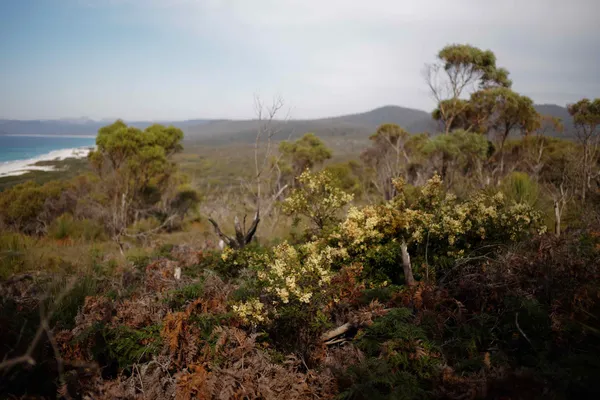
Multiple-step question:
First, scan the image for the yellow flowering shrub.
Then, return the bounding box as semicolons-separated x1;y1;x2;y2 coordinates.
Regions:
231;240;347;325
338;174;544;259
339;205;392;250
221;246;234;262
282;169;354;232
232;174;544;323
232;298;266;325
262;241;342;303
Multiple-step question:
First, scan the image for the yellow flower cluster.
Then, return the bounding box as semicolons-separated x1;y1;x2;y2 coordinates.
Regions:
419;173;444;202
221;246;234;261
232;298;266;325
341;206;386;249
282;170;354;230
339;174;543;255
258;241;335;305
231;240;345;325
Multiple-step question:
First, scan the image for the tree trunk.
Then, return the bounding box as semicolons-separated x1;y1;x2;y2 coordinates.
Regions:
582;163;587;203
499;132;509;177
400;240;416;286
582;145;589;203
554;200;561;238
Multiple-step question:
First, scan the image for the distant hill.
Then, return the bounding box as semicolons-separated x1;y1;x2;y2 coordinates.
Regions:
0;104;575;143
314;105;430;128
534;104;575;136
0;119;212;136
184;104;577;144
183;106;436;144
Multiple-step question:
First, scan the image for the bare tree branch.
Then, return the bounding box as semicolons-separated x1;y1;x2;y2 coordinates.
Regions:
0;279;76;372
208;95;290;249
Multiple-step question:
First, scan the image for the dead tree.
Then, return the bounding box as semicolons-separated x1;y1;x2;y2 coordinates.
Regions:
547;170;573;238
209;213;260;250
208;95;289;249
401;240;416;286
553;189;566;238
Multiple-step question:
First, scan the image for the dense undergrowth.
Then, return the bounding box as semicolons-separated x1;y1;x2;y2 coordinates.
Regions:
2;183;599;399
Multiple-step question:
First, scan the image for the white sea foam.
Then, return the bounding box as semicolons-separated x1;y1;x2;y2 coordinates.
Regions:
0;147;93;177
2;134;96;139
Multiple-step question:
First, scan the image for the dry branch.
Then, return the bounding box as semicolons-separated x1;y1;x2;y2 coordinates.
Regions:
322;323;352;344
0;278;76;371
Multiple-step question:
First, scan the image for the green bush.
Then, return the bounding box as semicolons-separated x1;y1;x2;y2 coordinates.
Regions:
126;248;155;269
49;274;99;330
500;171;540;206
0;233;33;279
361;242;403;284
165;281;205;310
48;214;107;241
103;324;163;373
335;308;441;399
266;301;332;361
215;244;269;278
336;358;425;400
0;180;70;234
359;285;402;306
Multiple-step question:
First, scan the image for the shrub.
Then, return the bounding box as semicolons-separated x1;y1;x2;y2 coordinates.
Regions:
215;244;268;278
500;171;540;206
166;281;205;310
50;274;99;329
335;175;544;282
336;358;425;400
0;180;71;234
0;233;32;279
102;324;163;373
282;169;354;235
361;242;404;284
336;309;440;400
48;214;107;241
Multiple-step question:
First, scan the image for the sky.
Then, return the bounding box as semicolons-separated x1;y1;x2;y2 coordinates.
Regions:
1;0;599;121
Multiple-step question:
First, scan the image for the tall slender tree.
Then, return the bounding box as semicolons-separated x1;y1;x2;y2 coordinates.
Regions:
425;44;512;134
568;98;600;202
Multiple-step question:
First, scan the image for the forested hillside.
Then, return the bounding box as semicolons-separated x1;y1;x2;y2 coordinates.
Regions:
1;104;573;143
1;44;599;400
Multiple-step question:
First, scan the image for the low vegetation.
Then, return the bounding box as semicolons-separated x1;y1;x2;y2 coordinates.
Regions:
1;44;600;399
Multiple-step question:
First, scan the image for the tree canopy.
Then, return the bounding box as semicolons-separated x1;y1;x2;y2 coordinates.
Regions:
88;121;197;246
427;44;512;134
278;133;332;179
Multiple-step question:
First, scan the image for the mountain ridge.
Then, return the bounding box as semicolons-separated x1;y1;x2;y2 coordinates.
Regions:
0;104;574;142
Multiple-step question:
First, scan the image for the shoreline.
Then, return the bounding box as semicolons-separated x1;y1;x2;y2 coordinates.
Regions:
0;134;97;139
0;147;94;177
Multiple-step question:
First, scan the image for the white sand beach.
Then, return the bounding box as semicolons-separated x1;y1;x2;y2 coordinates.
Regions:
0;147;93;177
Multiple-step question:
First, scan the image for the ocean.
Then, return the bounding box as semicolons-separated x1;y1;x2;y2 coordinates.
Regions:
0;135;96;177
0;135;96;162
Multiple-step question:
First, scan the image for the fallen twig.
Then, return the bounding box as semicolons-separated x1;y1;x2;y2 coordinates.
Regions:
515;312;533;347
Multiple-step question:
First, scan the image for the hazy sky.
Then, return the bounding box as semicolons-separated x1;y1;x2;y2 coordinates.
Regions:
1;0;599;120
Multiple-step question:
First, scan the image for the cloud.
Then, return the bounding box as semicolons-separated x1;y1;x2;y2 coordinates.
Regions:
134;0;600;108
7;0;600;119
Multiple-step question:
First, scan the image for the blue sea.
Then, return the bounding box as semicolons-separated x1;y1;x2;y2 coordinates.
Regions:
0;135;96;163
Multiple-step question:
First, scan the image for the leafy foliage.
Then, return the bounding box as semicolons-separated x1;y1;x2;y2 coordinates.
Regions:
282;169;354;234
89;120;199;240
0;180;71;234
279;132;333;179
